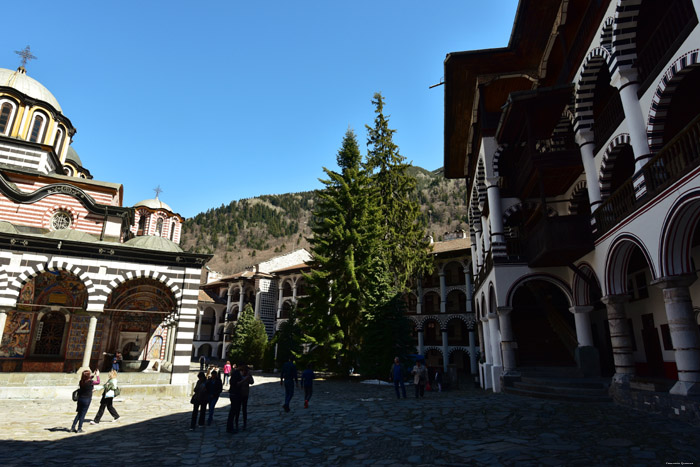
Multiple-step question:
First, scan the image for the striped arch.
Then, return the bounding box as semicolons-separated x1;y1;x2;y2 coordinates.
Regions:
491;144;508;179
417;315;444;330
107;270;183;308
605;233;656;295
599;133;632;198
6;260;99;311
611;0;641;75
574;47;615;134
445;313;473;329
0;269;12;307
658;188;700;277
447;346;472;358
476;159;487;207
600;17;615;52
572;262;602;306
568;180;588;215
647;49;700;152
505;273;574;308
502;202;558;223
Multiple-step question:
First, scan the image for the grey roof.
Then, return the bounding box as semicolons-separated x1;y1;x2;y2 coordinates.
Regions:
0;221;19;234
0;67;61;112
65;146;82;166
45;229;98;243
134;198;173;213
124;235;183;252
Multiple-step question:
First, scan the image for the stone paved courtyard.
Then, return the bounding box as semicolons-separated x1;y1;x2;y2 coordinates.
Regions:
0;373;698;466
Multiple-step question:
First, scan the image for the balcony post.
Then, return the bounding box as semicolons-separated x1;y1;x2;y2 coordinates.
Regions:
486;176;506;256
497;306;517;374
480;317;493;390
569;305;600;377
611;68;652;199
575;130;603;212
651;275;700;396
601;294;636;385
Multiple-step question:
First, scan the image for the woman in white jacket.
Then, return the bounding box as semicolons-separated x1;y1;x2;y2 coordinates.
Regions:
91;370;120;424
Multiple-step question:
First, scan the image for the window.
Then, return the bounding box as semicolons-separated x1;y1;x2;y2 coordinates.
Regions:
137;215;147;236
170;221;176;240
156;218;164;236
54;127;65;157
51;211;72;230
28;113;46;143
34;312;66;356
0;101;16;135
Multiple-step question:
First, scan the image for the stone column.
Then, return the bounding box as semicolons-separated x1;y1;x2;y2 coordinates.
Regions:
439;270;446;314
569;305;600;377
254;289;261;319
213;310;220;342
277;281;284;318
292;279;298;303
497;307;517;373
481;215;491;252
0;308;9;344
470;238;478;275
486;177;506;256
238;283;245;312
652;276;700;396
81;314;98;370
474;223;484;268
601;295;636;385
196;307;203;340
468;329;477;375
441;328;449;373
164;322;173;362
480;317;492;389
416;282;423;315
417;328;424;356
488;312;503;392
465;267;473;313
575;130;603;212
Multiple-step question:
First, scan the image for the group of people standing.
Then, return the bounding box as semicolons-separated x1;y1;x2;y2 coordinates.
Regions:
390;357;443;399
70;353;123;433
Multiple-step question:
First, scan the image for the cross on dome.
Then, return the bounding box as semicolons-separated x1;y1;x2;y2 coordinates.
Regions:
153;185;163;199
14;46;37;69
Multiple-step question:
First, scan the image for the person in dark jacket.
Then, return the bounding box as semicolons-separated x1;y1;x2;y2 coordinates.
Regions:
206;370;223;425
71;369;100;433
226;365;243;433
190;372;209;430
236;365;254;430
280;356;298;412
390;357;406;399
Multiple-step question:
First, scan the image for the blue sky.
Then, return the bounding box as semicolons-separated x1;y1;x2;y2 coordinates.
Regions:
3;1;518;218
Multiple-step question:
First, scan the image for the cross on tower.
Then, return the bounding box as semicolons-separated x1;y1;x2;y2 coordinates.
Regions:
14;46;37;68
153;185;163;199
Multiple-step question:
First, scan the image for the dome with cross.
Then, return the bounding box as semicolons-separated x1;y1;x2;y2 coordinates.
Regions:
0;67;62;113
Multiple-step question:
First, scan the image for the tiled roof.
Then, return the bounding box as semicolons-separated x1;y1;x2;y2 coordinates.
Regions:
430;237;470;254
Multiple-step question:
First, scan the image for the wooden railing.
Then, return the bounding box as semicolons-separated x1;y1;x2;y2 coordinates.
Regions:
592;94;624;152
593;177;637;235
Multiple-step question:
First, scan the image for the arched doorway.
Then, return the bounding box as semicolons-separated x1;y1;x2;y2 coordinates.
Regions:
449;349;470;375
423;320;440;346
511;279;576;367
425;348;443;369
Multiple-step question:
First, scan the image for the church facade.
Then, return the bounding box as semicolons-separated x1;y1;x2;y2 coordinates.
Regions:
0;62;209;388
444;0;700;420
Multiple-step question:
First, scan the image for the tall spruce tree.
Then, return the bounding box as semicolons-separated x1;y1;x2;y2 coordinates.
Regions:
365;92;432;291
228;304;268;367
300;129;388;372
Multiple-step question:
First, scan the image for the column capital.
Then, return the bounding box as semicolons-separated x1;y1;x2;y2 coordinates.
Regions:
480;316;489;323
575;130;595;146
0;306;13;314
650;274;697;290
611;67;639;90
485;176;501;188
601;294;629;305
496;306;512;317
487;312;498;320
569;305;594;315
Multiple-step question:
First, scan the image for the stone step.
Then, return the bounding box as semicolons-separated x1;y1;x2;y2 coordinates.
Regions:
503;385;611;403
0;383;190;400
513;380;609;396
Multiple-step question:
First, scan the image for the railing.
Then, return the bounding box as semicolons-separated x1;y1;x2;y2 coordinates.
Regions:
592;94;624;152
637;0;697;91
594;113;700;236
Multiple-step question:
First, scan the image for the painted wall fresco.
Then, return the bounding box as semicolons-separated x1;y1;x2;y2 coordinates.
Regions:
66;315;103;360
18;271;88;309
0;311;33;358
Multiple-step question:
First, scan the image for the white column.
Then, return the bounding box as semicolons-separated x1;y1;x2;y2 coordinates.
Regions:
485;177;506;256
254;290;261;319
481;215;491;252
468;330;477;375
417;328;424;356
464;266;473;313
238;284;244;312
497;307;516;373
277;281;284;318
653;276;700;396
611;69;651;169
0;308;8;344
601;295;636;385
439;269;446;314
196;307;203;340
470;238;478;275
441;328;449;373
18;104;30;136
165;323;173;362
213;310;220;341
575;130;603;212
81;314;98;370
570;305;594;347
488;312;503;392
480;317;492;389
474;223;484;268
416;282;423;315
292;279;298;303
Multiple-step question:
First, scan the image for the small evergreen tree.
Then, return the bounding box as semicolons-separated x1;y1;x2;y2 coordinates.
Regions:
227;304;268;368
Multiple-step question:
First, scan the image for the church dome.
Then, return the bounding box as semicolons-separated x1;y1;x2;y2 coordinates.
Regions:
124;235;183;252
65;146;82;166
0;67;62;112
134;198;173;213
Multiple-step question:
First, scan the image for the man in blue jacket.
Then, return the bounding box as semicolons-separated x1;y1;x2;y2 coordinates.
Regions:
390;356;406;399
280;356;298;412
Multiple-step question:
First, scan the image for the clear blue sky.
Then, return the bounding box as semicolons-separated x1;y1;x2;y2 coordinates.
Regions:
3;1;518;218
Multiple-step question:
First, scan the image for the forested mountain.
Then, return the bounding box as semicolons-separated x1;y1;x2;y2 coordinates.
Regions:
181;166;468;275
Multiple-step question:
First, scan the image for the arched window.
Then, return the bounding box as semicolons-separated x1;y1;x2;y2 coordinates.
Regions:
63;165;74;177
170;221;176;240
28;112;47;143
0;101;16;135
34;311;67;356
137;214;147;236
54;127;65;157
156;218;164;236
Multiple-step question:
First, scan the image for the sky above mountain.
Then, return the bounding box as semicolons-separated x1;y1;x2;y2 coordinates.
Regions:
2;1;518;218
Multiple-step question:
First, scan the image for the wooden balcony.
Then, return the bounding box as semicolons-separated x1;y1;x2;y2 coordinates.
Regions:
523;215;594;267
592;95;624;152
593;113;700;237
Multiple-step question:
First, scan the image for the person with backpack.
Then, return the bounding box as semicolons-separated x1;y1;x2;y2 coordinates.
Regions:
190;371;209;430
70;368;100;433
91;369;120;424
206;370;223;426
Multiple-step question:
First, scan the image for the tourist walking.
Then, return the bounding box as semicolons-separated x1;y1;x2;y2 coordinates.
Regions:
226;365;243;433
411;360;428;398
71;369;100;433
301;363;314;408
237;365;254;430
190;371;209;430
91;370;120;424
112;352;122;372
199;355;206;371
390;357;407;399
206;370;223;425
223;361;232;386
280;356;298;412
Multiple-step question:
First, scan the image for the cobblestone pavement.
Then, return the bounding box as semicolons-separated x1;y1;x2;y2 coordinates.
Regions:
0;373;698;466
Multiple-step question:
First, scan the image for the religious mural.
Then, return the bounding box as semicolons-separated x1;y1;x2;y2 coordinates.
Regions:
18;271;88;310
0;311;33;358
